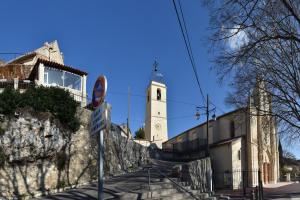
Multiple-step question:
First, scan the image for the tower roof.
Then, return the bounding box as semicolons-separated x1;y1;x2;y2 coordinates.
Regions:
150;61;165;84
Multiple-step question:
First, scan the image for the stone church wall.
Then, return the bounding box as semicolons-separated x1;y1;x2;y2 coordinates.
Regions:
0;108;149;199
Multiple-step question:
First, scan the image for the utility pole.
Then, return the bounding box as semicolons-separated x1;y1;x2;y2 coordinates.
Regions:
206;94;209;157
127;86;131;138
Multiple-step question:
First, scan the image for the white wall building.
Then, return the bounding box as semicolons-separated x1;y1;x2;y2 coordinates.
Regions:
0;41;87;106
145;64;168;148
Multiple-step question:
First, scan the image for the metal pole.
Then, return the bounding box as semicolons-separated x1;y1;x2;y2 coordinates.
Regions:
127;87;130;138
258;169;263;200
206;94;209;157
148;168;151;191
98;130;104;200
243;170;246;197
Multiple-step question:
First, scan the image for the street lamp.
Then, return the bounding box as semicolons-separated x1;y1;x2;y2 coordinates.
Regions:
196;94;216;158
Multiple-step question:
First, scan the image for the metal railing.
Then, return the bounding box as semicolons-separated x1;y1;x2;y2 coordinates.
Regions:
143;164;200;200
213;169;264;199
156;168;200;199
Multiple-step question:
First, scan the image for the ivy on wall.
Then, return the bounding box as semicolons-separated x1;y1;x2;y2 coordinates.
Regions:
0;86;80;132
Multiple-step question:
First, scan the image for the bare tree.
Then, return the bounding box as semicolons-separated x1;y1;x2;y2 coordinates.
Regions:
205;0;300;139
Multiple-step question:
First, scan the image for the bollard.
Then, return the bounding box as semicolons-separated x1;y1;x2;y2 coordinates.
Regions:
148;168;151;191
255;186;259;200
251;189;255;200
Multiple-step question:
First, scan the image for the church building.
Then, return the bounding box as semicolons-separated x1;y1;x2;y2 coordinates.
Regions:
162;82;280;189
145;62;168;148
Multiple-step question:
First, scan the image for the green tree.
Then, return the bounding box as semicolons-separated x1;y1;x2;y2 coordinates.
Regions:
134;127;145;139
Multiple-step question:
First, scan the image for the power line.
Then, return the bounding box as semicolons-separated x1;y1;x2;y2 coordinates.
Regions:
172;0;226;115
210;100;226;114
172;0;206;103
106;91;199;107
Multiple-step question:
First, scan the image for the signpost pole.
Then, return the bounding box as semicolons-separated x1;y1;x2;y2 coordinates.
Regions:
98;129;104;200
91;75;108;200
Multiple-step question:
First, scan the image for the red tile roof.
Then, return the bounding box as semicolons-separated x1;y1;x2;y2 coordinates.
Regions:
35;58;88;76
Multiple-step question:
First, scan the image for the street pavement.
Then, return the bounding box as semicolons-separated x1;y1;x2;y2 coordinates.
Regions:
216;182;300;200
35;160;300;200
35;160;179;200
264;182;300;200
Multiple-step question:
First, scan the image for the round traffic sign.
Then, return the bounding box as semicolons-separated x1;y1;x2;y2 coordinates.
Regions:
92;75;107;108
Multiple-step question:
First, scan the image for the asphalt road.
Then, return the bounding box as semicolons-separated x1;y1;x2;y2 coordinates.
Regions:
35;160;178;200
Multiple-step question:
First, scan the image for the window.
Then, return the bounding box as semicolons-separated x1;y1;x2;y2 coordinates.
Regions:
238;149;241;160
157;88;161;100
44;67;82;91
230;121;235;138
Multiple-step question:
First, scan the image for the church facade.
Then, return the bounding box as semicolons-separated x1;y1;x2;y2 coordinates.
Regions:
162;83;280;189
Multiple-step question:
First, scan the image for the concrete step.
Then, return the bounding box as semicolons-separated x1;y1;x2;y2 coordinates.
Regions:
142;182;176;190
141;188;179;198
204;197;217;200
117;192;139;200
142;192;193;200
213;194;230;200
162;177;179;183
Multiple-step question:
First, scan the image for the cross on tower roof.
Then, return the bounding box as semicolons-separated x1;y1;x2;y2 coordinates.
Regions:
153;60;158;72
150;59;165;84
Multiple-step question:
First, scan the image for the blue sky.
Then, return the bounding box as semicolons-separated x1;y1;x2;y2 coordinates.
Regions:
0;0;299;158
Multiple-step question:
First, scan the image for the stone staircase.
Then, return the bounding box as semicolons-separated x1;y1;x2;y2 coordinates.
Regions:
114;159;230;200
117;174;218;200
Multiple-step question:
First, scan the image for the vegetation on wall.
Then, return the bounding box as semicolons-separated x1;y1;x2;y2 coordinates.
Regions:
0;87;80;132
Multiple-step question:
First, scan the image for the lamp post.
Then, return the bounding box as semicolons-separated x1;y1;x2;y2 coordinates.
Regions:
206;94;209;157
196;94;216;158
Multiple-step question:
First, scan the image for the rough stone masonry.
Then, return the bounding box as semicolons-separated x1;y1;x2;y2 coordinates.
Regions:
0;108;149;199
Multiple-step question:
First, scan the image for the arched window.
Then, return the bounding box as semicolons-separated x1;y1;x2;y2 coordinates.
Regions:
157;88;161;100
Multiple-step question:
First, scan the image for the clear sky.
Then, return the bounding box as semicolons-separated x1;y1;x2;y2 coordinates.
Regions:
0;0;299;158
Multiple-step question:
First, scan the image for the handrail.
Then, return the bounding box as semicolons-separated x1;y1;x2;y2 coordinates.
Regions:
154;167;200;200
142;166;152;191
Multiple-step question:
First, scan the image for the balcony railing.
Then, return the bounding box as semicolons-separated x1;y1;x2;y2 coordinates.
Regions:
0;79;87;107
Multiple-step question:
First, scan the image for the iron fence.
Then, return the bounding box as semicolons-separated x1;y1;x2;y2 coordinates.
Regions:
213;169;263;199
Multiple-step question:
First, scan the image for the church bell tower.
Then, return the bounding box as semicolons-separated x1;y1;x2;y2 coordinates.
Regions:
145;61;168;148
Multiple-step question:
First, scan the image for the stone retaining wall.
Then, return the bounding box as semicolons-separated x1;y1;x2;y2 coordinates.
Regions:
173;157;212;192
0;108;149;199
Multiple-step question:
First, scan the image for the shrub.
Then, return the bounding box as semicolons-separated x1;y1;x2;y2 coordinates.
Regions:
0;87;22;115
0;87;80;132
